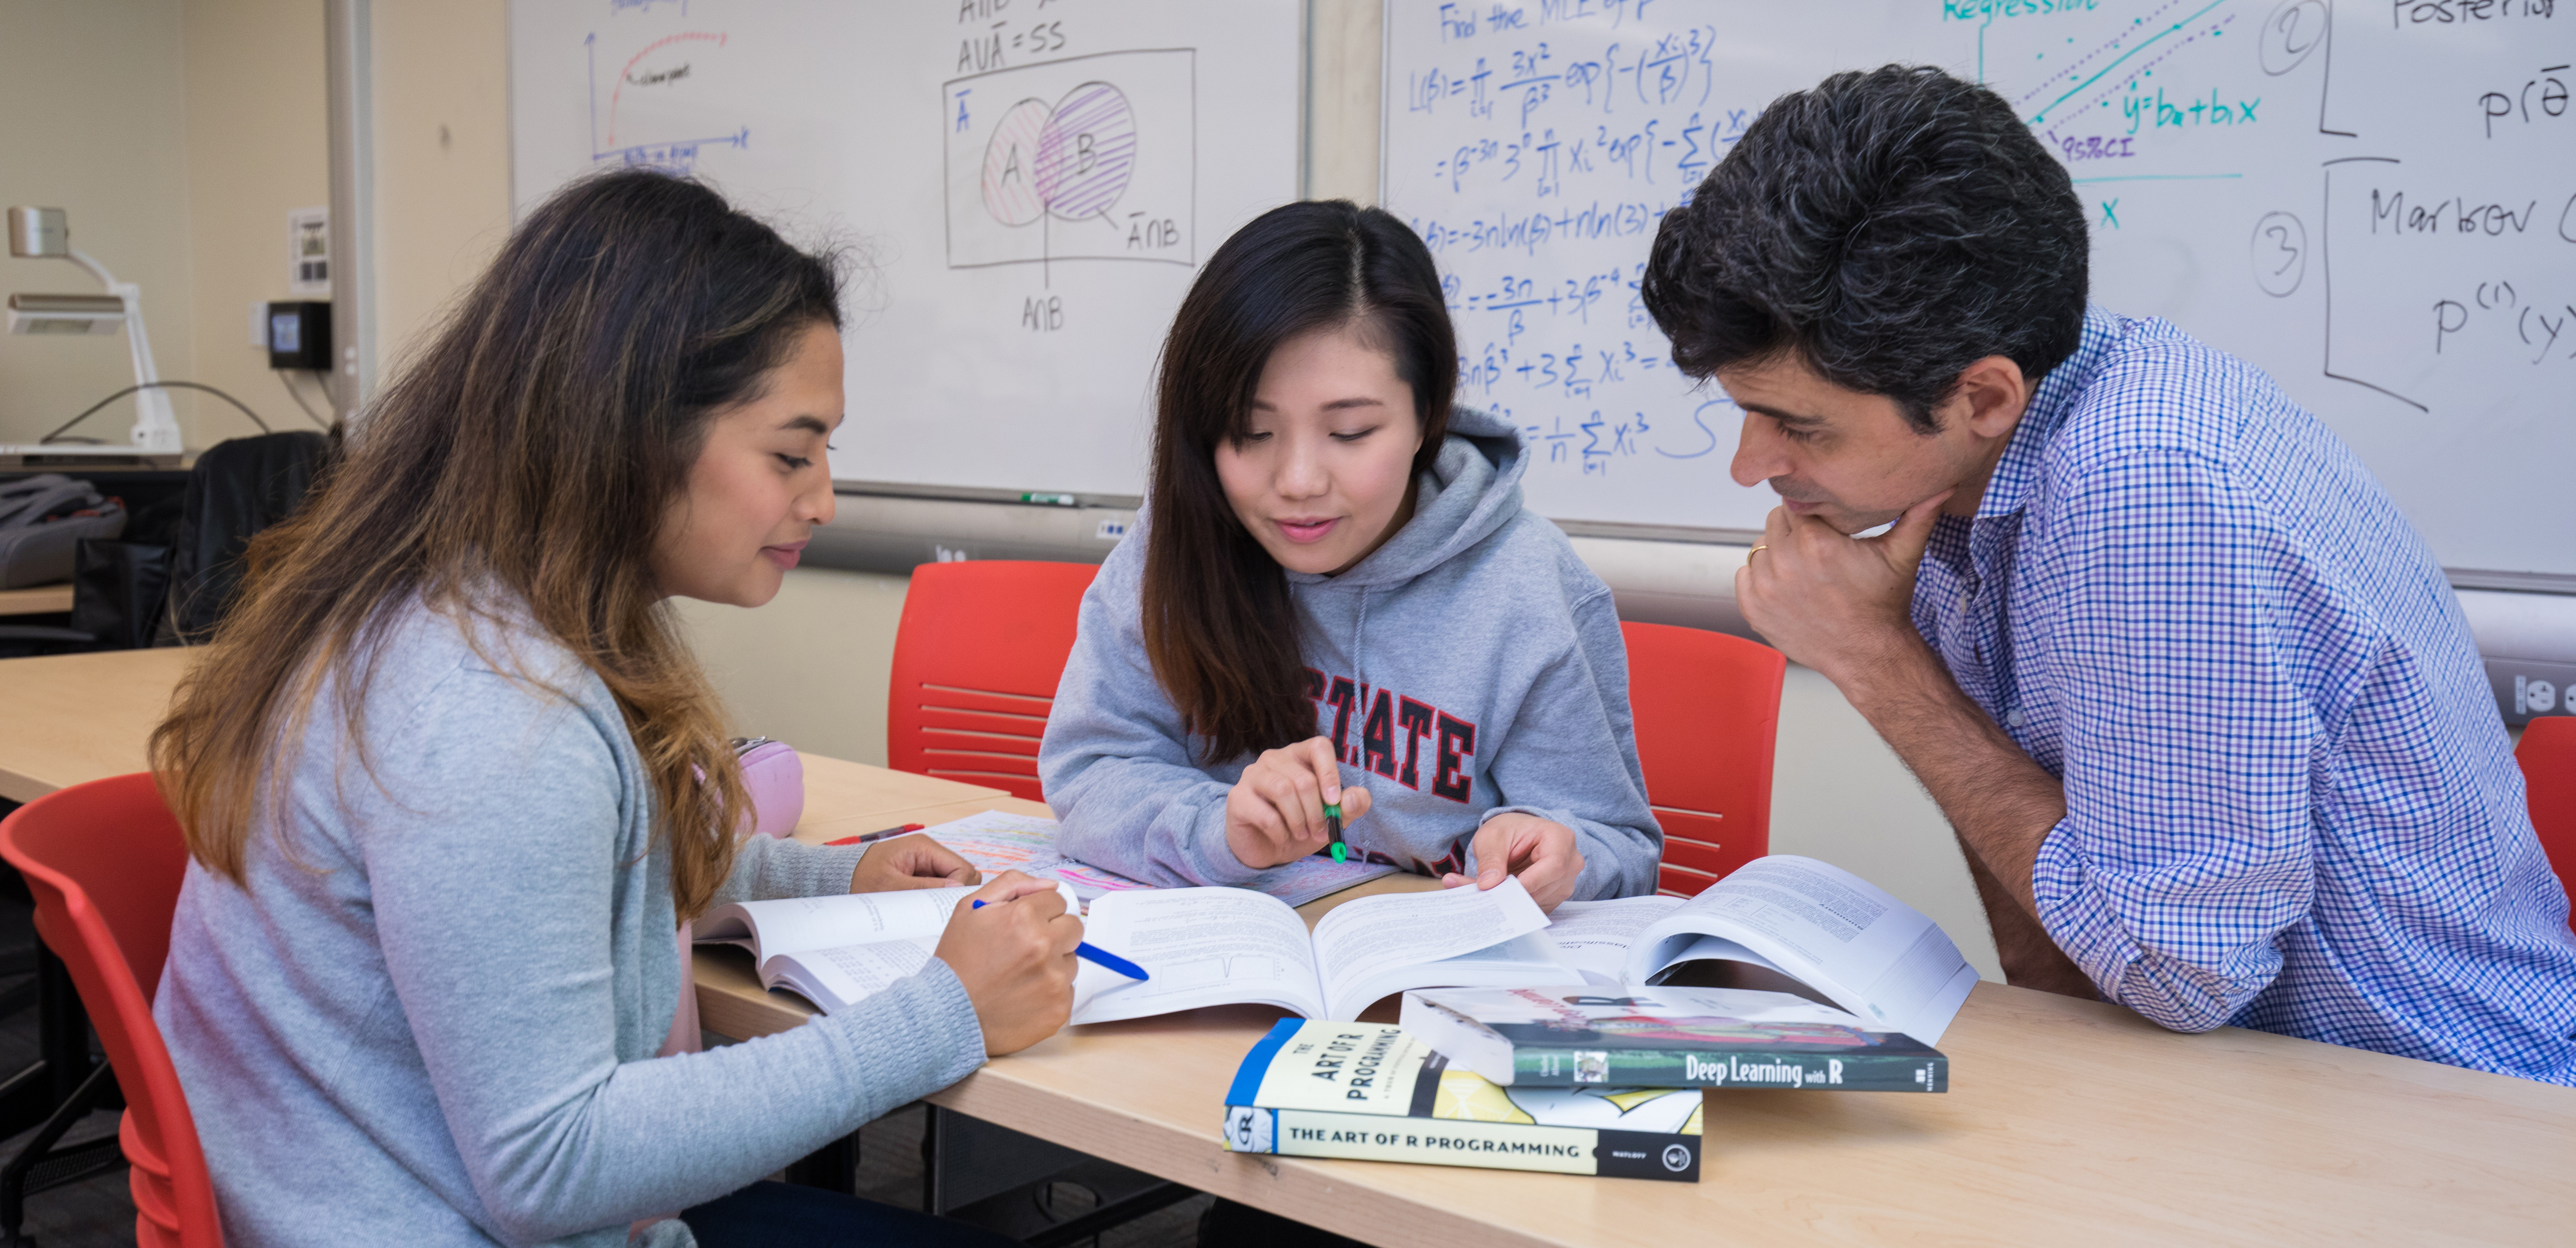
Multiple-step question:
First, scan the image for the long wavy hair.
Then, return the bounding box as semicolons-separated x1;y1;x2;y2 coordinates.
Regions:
1140;200;1457;763
150;169;842;921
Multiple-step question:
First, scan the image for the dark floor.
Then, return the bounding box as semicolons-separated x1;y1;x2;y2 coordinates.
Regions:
0;880;1211;1247
0;886;136;1248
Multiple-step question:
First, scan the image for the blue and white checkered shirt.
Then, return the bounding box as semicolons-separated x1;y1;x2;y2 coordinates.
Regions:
1911;307;2576;1084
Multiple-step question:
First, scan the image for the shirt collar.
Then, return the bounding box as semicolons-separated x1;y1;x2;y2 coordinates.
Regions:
1974;305;2121;521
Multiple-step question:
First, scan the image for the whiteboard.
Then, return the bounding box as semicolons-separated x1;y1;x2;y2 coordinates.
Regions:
510;0;1302;497
1383;0;2576;577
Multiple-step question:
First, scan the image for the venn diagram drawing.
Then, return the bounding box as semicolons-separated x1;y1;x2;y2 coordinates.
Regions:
944;49;1195;270
981;82;1138;228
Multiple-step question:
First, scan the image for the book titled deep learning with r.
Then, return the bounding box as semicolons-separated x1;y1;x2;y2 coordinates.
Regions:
1401;985;1948;1091
1220;1019;1703;1182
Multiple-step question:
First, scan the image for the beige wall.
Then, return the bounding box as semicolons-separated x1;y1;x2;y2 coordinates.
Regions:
669;570;913;770
0;0;197;447
372;0;514;373
178;0;331;445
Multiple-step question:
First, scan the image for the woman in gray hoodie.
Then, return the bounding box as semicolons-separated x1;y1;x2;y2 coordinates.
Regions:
1040;201;1663;912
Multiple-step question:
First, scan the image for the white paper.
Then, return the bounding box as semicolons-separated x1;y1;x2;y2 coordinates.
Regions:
1626;856;1975;1044
697;887;974;960
770;937;940;1013
1541;896;1684;985
1311;877;1555;1019
1070;888;1327;1023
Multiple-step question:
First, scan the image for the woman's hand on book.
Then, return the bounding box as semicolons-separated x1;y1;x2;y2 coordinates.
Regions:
1225;737;1371;870
936;871;1084;1055
1444;813;1585;911
848;836;982;893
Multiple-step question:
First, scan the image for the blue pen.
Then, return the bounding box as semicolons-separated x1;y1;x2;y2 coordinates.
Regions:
972;898;1150;980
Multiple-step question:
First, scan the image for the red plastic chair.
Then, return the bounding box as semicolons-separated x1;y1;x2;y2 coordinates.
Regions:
2517;716;2576;933
886;561;1101;802
0;773;220;1247
1621;621;1789;898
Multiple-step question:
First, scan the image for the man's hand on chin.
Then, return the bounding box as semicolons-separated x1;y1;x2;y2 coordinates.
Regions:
1735;491;1951;686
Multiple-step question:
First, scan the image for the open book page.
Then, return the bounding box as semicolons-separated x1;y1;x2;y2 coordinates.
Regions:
1070;888;1328;1024
766;938;940;1014
1624;857;1977;1044
696;886;974;961
1311;877;1555;1020
1540;896;1685;985
911;810;1397;905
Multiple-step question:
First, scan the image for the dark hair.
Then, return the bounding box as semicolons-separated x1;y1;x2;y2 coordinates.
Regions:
1140;200;1457;762
1640;65;2086;433
154;168;841;922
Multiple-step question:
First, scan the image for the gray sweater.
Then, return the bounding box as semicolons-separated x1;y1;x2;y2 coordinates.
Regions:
1040;406;1663;901
154;597;984;1246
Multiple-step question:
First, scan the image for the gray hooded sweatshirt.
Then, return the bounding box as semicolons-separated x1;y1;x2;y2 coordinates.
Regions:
1040;406;1662;901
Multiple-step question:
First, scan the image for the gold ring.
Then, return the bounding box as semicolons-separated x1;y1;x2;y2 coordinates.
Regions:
1748;544;1768;557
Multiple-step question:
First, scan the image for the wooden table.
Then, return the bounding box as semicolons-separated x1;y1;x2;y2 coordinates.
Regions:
704;769;2576;1246
0;586;74;617
10;651;2576;1244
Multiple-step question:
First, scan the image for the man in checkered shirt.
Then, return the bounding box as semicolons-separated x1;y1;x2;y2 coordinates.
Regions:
1641;66;2576;1083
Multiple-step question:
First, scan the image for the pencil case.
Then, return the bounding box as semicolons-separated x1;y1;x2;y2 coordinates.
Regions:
731;737;805;838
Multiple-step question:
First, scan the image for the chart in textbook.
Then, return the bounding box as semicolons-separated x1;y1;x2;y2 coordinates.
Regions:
511;0;1299;498
1384;0;2576;576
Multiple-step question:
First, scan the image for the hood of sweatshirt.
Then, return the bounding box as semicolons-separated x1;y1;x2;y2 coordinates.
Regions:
1285;404;1529;591
1039;404;1665;903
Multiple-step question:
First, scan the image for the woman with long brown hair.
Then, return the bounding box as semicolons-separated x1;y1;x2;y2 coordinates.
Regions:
148;170;1076;1246
1038;200;1662;915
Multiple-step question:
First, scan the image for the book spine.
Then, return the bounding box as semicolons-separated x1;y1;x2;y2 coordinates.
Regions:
1221;1106;1698;1182
1515;1049;1947;1092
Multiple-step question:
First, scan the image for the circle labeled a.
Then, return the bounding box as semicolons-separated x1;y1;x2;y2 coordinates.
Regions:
981;98;1055;227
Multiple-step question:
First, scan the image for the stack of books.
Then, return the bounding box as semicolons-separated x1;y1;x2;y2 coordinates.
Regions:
1217;857;1961;1184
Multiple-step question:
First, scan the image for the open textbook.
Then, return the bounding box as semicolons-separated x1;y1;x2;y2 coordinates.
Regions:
1534;856;1978;1045
1068;877;1559;1024
696;885;990;1013
700;875;1563;1025
893;810;1397;906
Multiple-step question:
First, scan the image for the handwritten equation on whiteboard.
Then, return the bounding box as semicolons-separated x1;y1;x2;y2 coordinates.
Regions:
1385;3;1771;523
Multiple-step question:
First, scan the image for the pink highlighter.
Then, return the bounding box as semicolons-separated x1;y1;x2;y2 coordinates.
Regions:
731;737;805;839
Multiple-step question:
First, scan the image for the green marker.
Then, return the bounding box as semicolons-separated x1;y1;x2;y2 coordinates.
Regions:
1324;802;1347;863
1021;491;1078;506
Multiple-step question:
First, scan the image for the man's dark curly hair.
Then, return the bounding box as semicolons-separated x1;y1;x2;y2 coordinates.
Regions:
1640;65;2087;434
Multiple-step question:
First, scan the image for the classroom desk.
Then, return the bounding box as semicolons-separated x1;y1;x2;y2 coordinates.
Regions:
8;650;2574;1243
711;769;2576;1247
0;586;75;617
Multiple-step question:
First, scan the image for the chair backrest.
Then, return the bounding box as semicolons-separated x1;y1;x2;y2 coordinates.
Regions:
1620;621;1789;898
2517;717;2576;933
886;561;1101;802
0;773;220;1248
161;430;333;645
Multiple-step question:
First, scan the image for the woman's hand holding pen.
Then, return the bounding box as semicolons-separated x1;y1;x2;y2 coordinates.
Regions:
1225;736;1371;870
935;871;1084;1055
1446;813;1585;912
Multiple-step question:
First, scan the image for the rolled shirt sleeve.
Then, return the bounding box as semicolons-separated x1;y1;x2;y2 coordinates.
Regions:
2022;449;2344;1032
